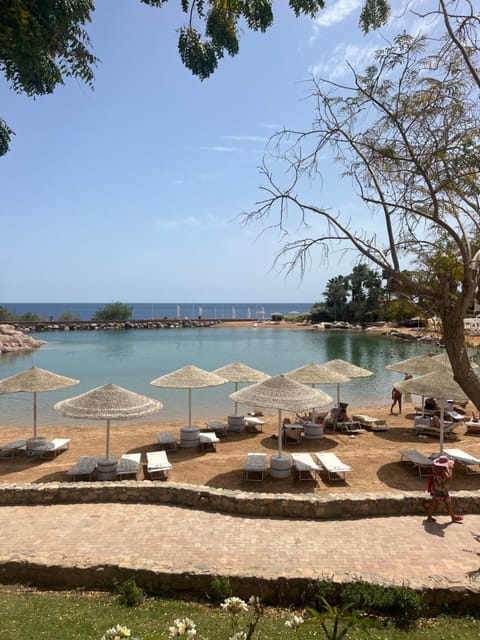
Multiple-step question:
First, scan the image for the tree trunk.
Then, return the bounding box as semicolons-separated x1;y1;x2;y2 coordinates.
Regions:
442;311;480;410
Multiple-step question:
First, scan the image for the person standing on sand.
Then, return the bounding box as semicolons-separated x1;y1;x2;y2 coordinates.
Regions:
390;386;402;414
426;455;463;523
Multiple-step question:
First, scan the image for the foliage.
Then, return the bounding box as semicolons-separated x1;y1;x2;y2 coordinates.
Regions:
18;311;44;322
208;575;232;603
244;0;480;407
58;310;81;322
0;305;15;321
0;0;391;155
300;579;338;610
92;302;133;322
341;580;422;621
319;266;385;323
306;598;370;640
112;578;145;608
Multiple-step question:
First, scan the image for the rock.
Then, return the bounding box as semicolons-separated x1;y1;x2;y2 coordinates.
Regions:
0;324;46;353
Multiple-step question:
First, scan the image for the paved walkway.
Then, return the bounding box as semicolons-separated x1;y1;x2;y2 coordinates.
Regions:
1;504;480;590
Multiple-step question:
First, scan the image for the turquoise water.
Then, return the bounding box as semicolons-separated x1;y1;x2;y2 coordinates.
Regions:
0;328;438;427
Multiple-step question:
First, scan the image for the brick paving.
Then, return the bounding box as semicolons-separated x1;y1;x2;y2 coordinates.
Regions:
1;504;480;589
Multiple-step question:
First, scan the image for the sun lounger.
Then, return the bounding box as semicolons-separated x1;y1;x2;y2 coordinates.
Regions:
352;414;388;432
465;421;480;436
243;452;267;481
399;449;434;477
116;453;142;479
199;432;220;451
413;417;456;439
37;438;71;459
0;439;26;460
336;421;365;435
443;448;480;475
67;456;99;481
283;425;303;444
244;416;265;433
146;450;172;480
445;410;466;423
204;420;228;437
315;452;352;481
291;453;322;481
156;432;177;451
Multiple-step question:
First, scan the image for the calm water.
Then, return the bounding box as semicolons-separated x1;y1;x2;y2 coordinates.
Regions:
0;327;440;427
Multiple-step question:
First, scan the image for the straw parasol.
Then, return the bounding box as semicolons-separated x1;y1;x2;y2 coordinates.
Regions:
386;354;449;376
151;365;227;427
284;363;348;421
212;362;270;415
0;367;80;438
230;374;332;457
54;383;162;459
321;359;373;406
394;371;469;453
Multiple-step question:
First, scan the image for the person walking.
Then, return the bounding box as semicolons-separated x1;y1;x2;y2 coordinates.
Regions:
426;455;463;523
390;386;402;414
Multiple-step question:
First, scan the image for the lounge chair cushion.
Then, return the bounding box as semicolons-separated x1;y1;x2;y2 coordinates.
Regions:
147;450;172;480
291;453;322;481
315;452;352;480
243;453;267;481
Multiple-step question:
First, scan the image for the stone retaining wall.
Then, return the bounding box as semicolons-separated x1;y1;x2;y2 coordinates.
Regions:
1;480;480;519
10;319;222;332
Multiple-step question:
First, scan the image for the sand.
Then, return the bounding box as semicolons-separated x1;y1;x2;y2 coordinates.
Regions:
2;401;480;494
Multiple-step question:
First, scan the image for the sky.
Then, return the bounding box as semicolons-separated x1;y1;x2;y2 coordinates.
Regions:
1;0;425;303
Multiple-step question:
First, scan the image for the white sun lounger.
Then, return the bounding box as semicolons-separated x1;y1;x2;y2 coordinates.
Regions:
315;452;352;481
399;449;434;477
117;453;142;479
352;414;388;432
37;438;71;459
156;432;177;451
443;448;480;475
0;439;26;460
146;450;172;480
243;453;267;482
291;453;322;481
67;456;99;481
199;432;220;451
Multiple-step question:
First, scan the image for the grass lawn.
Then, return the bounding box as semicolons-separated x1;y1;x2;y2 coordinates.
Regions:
0;586;479;640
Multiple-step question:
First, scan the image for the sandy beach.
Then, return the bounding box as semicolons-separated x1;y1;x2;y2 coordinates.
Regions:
2;399;480;494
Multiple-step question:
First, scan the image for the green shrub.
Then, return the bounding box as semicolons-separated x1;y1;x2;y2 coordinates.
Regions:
390;585;423;620
301;579;338;609
92;302;133;322
58;310;81;322
0;306;15;321
113;578;144;608
341;580;422;622
208;576;232;603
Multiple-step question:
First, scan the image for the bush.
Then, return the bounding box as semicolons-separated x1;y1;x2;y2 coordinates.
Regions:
0;306;15;321
58;310;80;322
208;576;232;603
92;302;133;322
301;579;338;609
390;586;423;620
112;578;144;608
341;580;422;622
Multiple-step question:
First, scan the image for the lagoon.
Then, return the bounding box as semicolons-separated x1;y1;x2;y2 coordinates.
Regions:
0;327;437;426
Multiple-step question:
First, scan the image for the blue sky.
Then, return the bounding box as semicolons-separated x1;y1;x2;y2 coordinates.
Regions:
1;0;422;303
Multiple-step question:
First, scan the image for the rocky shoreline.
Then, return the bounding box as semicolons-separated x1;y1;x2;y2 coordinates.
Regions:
0;324;47;353
4;318;222;333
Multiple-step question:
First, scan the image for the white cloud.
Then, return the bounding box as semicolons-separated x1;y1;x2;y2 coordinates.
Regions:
198;146;241;152
221;135;267;142
312;0;363;33
310;42;377;80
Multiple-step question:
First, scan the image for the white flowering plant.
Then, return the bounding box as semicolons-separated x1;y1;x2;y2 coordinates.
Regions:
168;617;198;638
100;625;137;640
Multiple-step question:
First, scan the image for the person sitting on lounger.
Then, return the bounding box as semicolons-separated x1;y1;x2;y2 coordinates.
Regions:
336;403;350;423
425;397;439;411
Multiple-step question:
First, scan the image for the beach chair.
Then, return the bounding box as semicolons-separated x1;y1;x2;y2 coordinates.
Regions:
336;421;365;435
352;414;388;432
445;410;466;423
199;432;220;451
156;432;177;451
244;416;266;433
443;448;480;475
283;426;303;444
204;420;228;438
291;453;322;482
465;421;480;436
0;439;26;460
413;417;456;439
116;453;142;479
67;456;98;481
146;450;172;480
399;449;434;477
37;438;71;459
243;453;267;482
315;452;352;481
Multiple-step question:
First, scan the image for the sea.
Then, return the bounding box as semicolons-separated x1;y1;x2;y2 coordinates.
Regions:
0;302;444;428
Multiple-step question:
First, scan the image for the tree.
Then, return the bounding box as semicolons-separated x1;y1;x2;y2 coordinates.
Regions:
0;0;391;156
92;302;133;322
244;0;480;408
323;275;350;321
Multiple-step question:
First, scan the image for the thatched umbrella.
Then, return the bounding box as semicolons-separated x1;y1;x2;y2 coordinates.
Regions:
0;367;80;438
54;383;162;459
151;365;227;427
385;354;449;376
321;359;373;406
394;371;469;453
230;374;332;457
284;363;348;421
212;362;270;415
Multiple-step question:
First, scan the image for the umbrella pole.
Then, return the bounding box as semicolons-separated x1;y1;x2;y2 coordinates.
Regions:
33;391;37;438
106;419;111;458
336;383;340;407
278;409;283;456
188;388;192;427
